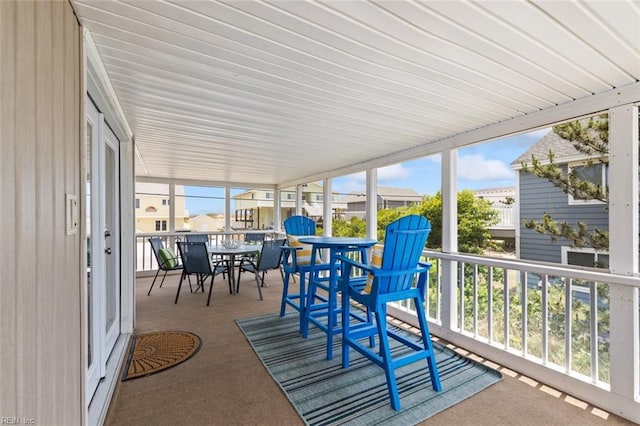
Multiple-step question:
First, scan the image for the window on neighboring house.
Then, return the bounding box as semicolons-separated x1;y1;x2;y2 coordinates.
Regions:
562;246;609;269
286;193;294;200
162;199;170;206
265;192;273;199
135;198;140;209
146;206;157;213
316;194;323;201
568;162;608;205
155;220;167;231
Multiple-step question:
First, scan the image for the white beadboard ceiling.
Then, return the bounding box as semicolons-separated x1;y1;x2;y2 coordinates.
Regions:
72;0;640;188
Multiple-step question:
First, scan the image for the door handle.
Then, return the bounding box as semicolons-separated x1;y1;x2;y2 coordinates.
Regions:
105;230;112;238
105;248;112;255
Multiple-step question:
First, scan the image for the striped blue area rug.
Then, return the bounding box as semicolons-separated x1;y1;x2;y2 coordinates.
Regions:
236;313;501;425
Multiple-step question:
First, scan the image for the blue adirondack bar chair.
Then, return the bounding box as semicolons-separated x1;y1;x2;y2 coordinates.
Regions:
280;215;329;331
337;215;442;410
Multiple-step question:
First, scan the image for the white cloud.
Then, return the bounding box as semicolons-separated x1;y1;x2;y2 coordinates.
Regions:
522;128;550;141
333;164;413;195
457;154;513;182
378;164;411;181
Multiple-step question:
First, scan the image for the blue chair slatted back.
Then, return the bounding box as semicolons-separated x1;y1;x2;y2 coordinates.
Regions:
176;242;211;275
378;215;430;294
283;215;316;236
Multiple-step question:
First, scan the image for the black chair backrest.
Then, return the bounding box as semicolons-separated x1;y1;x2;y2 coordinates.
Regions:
185;234;209;244
245;232;266;243
149;237;164;263
176;242;211;275
257;239;286;271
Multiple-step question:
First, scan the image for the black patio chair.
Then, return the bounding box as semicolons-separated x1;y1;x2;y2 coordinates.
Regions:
176;241;228;306
244;232;266;244
185;233;209;244
147;237;183;296
237;239;286;300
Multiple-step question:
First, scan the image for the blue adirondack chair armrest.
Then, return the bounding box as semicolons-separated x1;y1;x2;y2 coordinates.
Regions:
282;245;330;272
339;254;431;296
338;255;430;278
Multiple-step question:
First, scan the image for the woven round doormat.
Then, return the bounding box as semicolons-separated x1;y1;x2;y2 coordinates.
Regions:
121;331;202;381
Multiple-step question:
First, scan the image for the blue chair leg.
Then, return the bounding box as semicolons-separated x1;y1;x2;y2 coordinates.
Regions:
326;279;338;360
376;305;402;411
342;288;351;368
415;296;442;391
302;273;314;338
279;270;291;317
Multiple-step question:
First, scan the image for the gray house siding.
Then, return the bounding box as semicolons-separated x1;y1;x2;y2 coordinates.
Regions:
519;168;609;264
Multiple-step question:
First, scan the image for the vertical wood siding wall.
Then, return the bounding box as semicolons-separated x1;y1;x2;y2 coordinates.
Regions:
0;1;82;424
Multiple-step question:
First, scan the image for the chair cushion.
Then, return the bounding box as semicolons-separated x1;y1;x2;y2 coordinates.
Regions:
287;235;313;266
158;247;178;269
362;244;384;294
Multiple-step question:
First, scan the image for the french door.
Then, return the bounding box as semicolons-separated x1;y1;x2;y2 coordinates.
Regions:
86;97;121;404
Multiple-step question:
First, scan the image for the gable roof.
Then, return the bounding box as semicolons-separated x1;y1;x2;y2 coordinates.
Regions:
339;186;421;204
511;131;584;169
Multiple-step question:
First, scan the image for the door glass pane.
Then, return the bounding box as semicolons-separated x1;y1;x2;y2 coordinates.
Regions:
105;144;116;333
86;121;93;367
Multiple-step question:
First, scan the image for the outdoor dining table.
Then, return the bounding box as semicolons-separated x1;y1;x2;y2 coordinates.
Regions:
208;243;262;294
298;236;377;360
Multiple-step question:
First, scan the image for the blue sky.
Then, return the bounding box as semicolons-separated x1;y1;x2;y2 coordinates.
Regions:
184;128;549;215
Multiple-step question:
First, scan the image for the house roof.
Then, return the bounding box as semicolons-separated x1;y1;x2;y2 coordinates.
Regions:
511;131;584;168
339;186;421;204
74;1;640;188
135;182;186;196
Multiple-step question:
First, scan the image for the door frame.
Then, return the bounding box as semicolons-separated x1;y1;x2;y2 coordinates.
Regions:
84;28;136;424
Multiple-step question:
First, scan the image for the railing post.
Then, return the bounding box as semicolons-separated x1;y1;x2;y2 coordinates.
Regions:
608;104;639;401
441;148;458;331
365;168;377;241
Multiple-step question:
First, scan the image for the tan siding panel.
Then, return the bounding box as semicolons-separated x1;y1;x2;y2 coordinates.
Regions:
0;0;17;415
0;1;82;423
35;0;54;418
15;1;37;418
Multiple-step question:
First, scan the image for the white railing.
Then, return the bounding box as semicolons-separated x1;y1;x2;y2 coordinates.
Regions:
388;250;640;423
135;230;285;273
492;205;514;228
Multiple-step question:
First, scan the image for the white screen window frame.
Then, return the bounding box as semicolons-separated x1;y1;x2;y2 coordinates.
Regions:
567;160;607;206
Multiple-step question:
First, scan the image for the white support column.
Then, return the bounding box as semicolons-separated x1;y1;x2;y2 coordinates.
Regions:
608;104;639;401
225;186;231;232
169;183;176;233
296;185;303;216
441;149;458;331
365;168;377;240
274;187;281;232
323;178;332;237
514;170;521;260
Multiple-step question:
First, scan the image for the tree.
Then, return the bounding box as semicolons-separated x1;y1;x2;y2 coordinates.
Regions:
331;216;366;238
331;189;498;254
409;190;498;254
521;115;609;250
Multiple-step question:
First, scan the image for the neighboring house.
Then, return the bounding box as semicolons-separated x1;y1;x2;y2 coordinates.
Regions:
339;186;422;219
511;131;609;268
135;182;190;232
472;187;516;247
189;213;225;232
233;182;346;229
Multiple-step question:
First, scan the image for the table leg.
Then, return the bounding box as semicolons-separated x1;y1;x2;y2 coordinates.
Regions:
229;254;236;294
